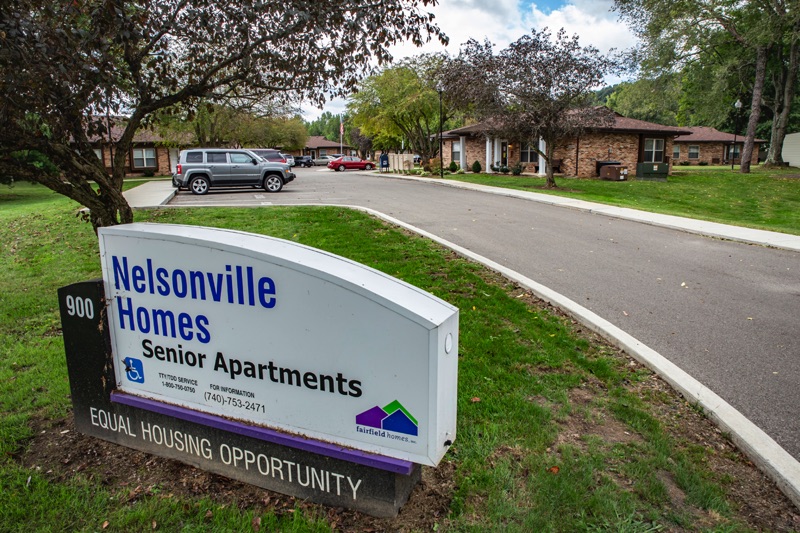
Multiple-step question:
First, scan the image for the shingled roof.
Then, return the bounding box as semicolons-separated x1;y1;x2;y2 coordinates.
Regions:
597;113;690;135
85;118;190;144
674;126;766;143
442;109;690;137
306;135;351;150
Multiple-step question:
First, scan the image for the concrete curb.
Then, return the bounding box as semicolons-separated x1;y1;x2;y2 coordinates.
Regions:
342;204;800;510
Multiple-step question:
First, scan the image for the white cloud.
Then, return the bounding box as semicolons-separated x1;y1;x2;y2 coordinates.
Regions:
301;99;347;124
302;1;638;121
523;0;638;54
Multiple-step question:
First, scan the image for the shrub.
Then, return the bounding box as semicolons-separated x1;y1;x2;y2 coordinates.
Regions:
448;161;458;172
472;160;482;173
511;163;526;176
679;161;691;166
456;168;466;174
698;161;709;166
429;157;442;176
143;169;156;177
491;162;510;174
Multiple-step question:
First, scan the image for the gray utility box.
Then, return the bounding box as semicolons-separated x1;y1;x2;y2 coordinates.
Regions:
636;162;670;181
599;165;628;181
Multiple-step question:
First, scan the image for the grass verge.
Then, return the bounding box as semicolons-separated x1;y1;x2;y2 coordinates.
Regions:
0;182;796;531
440;166;800;236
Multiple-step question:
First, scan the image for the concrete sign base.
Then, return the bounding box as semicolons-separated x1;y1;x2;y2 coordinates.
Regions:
58;280;420;517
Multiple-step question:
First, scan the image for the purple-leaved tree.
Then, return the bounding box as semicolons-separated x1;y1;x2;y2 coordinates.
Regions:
0;0;445;229
441;28;618;188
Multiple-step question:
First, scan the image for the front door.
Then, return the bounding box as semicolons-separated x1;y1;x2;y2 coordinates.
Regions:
501;141;508;166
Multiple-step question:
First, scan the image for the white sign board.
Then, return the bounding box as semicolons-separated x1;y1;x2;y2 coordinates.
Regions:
98;223;458;466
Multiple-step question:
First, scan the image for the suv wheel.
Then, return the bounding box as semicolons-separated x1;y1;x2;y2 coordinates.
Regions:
189;175;210;195
264;174;284;192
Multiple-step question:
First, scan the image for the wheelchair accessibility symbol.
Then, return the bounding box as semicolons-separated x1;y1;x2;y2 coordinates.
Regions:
123;357;145;383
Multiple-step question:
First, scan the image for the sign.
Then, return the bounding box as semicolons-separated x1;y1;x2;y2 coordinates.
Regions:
98;223;458;466
58;280;420;517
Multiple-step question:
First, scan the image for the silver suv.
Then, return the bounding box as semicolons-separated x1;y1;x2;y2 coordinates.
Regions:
172;148;295;195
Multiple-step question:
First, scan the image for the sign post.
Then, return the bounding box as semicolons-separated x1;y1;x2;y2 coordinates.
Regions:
59;223;458;516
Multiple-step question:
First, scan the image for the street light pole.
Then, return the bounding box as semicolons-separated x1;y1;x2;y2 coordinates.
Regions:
438;87;443;180
732;99;742;170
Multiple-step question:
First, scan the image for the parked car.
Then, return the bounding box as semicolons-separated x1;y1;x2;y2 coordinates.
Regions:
172;148;294;195
295;155;313;167
248;148;287;165
312;155;335;166
281;153;295;166
327;156;375;171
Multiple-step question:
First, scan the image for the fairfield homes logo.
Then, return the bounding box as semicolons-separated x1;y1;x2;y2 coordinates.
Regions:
355;400;418;440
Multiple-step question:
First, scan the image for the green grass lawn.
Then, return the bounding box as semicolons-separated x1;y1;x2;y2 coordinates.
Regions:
0;182;795;531
440;165;800;235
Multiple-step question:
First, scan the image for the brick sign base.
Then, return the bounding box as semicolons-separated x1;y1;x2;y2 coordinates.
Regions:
58;280;420;517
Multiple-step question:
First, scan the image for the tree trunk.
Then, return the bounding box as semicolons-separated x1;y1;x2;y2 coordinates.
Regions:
544;136;557;188
88;191;134;229
766;34;799;165
72;164;134;231
740;46;768;173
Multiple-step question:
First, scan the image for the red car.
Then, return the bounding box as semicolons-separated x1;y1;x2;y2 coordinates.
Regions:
327;156;375;171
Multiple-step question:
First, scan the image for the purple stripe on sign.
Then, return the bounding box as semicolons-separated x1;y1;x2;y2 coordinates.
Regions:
110;391;414;474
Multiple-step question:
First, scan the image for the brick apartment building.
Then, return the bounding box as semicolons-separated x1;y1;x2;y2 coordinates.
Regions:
440;110;690;178
90;123;181;177
672;126;766;166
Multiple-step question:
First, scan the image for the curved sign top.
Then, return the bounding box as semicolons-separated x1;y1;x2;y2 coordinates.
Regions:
98;223;458;466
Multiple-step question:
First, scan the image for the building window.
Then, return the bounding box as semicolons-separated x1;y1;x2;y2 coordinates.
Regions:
520;142;538;163
132;147;157;168
687;145;699;159
643;138;664;163
93;149;103;162
451;142;461;165
728;144;741;159
673;145;680;160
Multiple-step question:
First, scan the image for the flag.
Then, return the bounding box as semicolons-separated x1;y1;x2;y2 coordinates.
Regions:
339;117;344;136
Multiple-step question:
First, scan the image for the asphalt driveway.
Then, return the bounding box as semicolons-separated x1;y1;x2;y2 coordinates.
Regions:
166;167;800;468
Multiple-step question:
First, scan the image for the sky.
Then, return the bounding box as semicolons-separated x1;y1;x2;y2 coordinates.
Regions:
301;0;639;122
